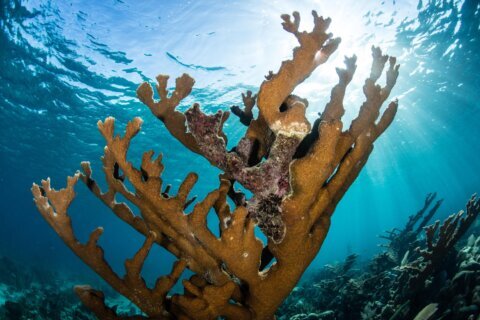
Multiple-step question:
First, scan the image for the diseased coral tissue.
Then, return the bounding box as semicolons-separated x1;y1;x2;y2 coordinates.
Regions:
32;10;403;320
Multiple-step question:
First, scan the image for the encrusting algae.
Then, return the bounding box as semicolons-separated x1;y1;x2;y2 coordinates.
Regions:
32;10;400;320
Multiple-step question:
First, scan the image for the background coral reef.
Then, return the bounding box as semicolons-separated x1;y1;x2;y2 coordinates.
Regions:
278;194;480;320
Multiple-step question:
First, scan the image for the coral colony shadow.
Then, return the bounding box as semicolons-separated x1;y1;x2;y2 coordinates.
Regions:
27;9;476;320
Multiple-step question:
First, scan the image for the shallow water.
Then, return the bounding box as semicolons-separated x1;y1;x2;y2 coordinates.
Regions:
0;0;479;314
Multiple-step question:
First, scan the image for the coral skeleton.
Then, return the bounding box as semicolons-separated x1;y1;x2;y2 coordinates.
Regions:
32;11;399;320
380;193;443;262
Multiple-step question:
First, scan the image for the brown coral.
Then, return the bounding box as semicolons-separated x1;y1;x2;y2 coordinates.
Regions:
32;10;399;320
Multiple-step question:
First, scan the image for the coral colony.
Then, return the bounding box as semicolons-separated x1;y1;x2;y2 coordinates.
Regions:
32;10;457;319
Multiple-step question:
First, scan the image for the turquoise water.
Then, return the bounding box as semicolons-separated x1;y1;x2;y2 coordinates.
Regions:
0;0;479;299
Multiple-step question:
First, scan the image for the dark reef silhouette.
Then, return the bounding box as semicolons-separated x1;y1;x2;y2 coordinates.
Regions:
278;194;480;320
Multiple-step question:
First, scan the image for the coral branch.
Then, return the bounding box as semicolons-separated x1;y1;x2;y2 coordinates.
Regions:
380;193;443;261
31;176;186;317
257;10;341;137
137;74;230;163
75;285;147;320
286;47;399;236
231;90;257;126
172;280;251;320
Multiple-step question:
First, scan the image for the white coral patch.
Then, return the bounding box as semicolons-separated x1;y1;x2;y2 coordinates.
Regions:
223;217;231;228
271;120;309;138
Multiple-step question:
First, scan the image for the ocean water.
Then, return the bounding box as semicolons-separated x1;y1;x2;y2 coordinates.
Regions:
0;0;479;317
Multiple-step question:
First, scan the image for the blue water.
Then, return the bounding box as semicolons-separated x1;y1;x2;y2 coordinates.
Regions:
0;0;479;290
